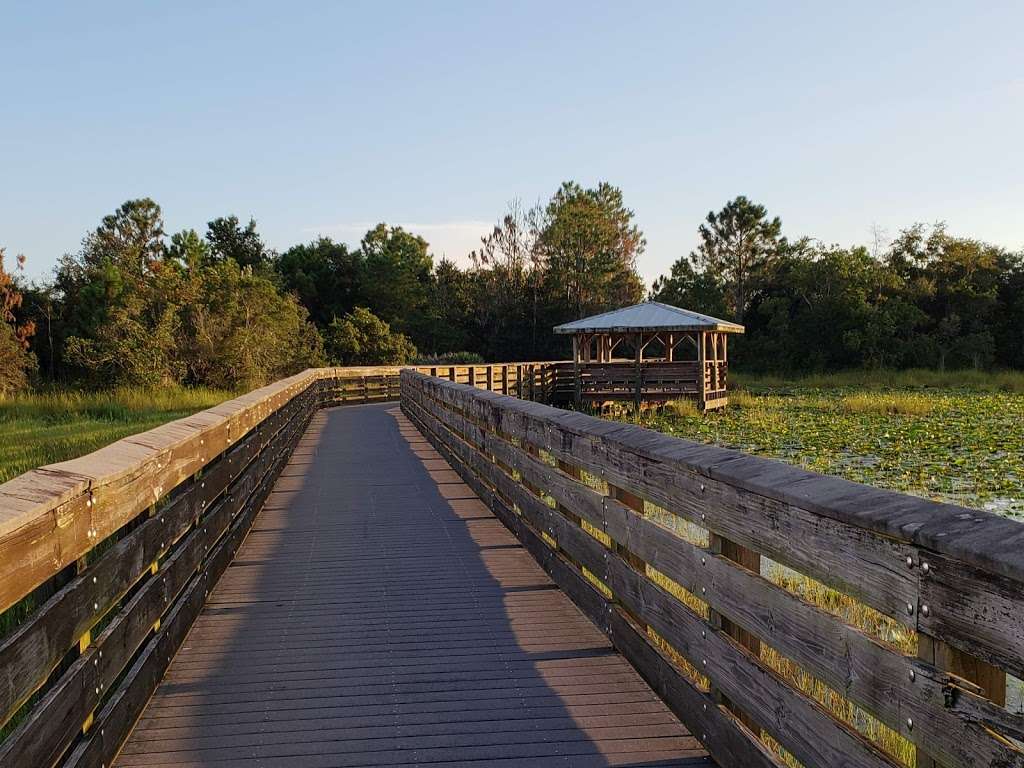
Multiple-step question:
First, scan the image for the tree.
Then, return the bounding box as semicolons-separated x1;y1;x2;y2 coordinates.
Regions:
326;307;416;365
690;196;785;321
57;200;183;386
886;223;1005;369
539;182;645;321
0;249;36;395
419;259;475;355
178;259;324;389
206;216;270;269
471;199;548;358
357;224;433;338
649;258;728;320
277;237;362;327
167;229;210;270
80;198;166;275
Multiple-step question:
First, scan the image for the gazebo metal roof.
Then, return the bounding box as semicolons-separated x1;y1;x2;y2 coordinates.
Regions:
553;301;744;334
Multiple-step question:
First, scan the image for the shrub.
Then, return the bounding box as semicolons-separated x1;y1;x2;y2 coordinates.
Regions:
327;307;417;365
0;248;37;397
412;351;485;365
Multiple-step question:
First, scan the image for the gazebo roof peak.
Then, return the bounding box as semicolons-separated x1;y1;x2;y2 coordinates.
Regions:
553;301;744;334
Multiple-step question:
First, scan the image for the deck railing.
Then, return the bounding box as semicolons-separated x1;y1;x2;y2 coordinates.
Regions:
0;362;565;768
402;370;1024;768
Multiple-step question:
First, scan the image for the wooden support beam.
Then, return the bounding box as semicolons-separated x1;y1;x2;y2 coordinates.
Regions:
634;332;643;410
916;626;1006;766
572;336;582;407
708;532;762;732
698;333;707;409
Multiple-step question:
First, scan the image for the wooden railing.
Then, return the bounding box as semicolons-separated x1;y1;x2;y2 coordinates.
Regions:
402;371;1024;768
0;362;568;768
577;361;704;403
318;362;573;406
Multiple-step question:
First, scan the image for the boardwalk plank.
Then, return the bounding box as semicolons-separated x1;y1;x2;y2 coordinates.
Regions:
114;403;711;767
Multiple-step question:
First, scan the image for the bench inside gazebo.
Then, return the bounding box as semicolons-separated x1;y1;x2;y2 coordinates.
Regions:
554;301;744;410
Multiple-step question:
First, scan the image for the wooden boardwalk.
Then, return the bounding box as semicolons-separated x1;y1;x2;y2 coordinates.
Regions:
113;403;711;768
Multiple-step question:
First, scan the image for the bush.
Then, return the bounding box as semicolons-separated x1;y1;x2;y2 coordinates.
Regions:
0;323;35;397
326;307;416;365
412;351;485;365
0;248;37;397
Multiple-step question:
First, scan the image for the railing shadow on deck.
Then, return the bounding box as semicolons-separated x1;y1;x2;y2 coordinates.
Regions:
110;402;708;767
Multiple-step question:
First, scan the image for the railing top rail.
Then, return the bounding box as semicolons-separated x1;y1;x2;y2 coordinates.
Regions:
404;370;1024;585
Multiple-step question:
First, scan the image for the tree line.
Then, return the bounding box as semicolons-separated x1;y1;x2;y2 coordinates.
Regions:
2;186;1021;395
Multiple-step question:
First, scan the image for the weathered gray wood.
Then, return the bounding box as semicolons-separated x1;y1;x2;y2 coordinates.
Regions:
411;372;1024;586
414;375;923;625
919;550;1022;684
63;449;282;768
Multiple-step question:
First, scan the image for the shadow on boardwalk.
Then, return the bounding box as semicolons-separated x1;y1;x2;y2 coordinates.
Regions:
112;403;711;767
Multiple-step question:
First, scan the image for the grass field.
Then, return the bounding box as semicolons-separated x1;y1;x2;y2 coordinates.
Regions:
0;386;233;485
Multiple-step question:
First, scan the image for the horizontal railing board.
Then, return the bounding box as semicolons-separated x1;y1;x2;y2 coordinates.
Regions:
416;373;1024;595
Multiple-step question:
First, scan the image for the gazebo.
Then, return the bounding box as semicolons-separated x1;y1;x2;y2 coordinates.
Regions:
553;301;744;410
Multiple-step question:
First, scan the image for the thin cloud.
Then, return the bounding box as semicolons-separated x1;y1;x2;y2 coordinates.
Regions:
304;220;492;235
302;220;494;265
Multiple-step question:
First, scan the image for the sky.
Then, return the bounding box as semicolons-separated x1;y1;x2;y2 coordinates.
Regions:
2;1;1022;285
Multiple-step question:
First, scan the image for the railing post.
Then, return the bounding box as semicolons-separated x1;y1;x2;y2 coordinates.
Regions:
916;625;1006;767
502;365;509;395
708;531;761;730
468;366;476;388
486;365;493;392
448;366;456;382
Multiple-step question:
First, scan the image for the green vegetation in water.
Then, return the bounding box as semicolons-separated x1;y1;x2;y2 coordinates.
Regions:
0;386;232;484
628;371;1024;520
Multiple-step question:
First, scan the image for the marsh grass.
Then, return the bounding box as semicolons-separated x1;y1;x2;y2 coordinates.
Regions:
663;398;699;417
735;367;1024;393
841;392;934;416
0;386;232;484
727;388;761;409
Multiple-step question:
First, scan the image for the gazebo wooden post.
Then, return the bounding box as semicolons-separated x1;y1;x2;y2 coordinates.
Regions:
572;334;581;407
666;332;674;362
634;331;643;410
722;333;728;390
698;332;707;410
